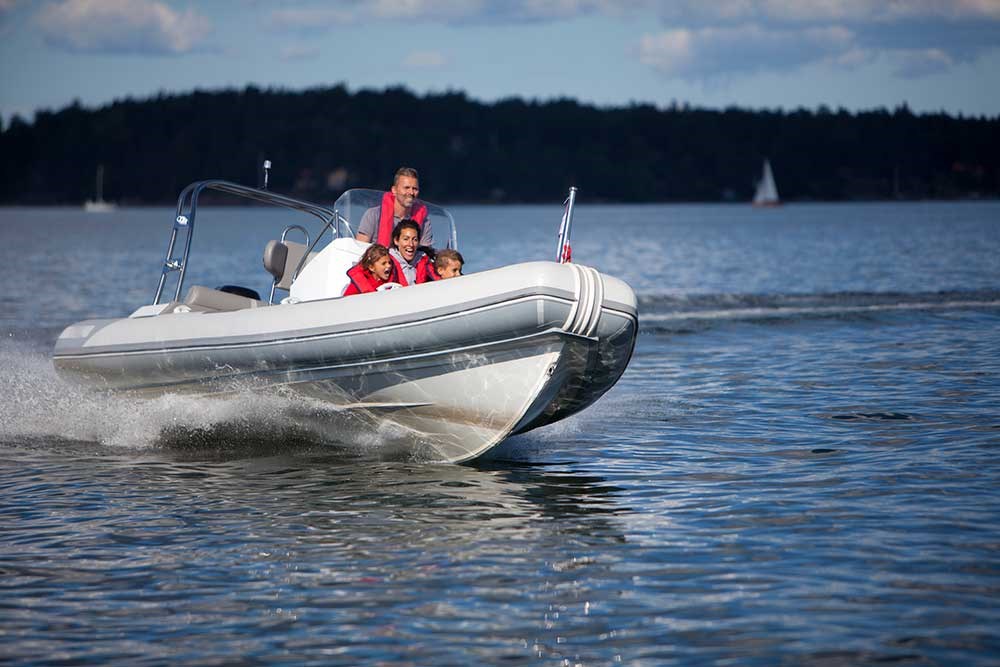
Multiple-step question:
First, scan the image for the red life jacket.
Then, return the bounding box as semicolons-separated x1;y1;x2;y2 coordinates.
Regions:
415;255;439;283
389;253;440;286
344;262;399;295
387;256;410;287
376;191;428;247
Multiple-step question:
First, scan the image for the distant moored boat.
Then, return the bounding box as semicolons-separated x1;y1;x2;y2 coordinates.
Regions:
752;159;781;207
84;165;118;213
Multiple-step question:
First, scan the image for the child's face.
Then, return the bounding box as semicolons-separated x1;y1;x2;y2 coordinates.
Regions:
368;255;393;281
437;259;462;279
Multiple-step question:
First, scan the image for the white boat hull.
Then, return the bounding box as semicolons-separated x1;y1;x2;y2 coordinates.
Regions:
53;262;637;462
84;200;117;213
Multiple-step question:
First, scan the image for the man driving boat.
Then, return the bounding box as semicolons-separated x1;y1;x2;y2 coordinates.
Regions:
355;166;433;247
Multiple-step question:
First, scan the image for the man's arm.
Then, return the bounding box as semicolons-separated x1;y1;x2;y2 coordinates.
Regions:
419;217;434;247
355;207;377;242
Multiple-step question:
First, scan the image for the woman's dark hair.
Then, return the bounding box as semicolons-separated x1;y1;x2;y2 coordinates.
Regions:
392;219;421;244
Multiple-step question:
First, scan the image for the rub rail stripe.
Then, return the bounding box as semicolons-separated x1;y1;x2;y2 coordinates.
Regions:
583;266;605;337
562;264;605;337
562;264;582;334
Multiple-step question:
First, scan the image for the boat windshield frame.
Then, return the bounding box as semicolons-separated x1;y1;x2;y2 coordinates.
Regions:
332;188;459;252
153;182;459;306
154;180;344;305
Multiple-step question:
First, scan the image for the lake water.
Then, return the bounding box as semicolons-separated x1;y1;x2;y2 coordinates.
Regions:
1;200;999;665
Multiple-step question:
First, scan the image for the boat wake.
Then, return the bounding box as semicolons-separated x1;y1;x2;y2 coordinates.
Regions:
638;289;1000;332
0;340;438;461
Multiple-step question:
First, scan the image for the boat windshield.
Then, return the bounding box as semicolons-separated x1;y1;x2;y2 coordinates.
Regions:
332;189;458;250
152;181;459;306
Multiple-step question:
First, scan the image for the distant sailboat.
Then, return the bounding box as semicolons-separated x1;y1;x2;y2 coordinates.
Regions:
84;165;117;213
752;159;781;207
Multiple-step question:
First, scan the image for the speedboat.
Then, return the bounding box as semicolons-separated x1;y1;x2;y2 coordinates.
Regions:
52;179;638;462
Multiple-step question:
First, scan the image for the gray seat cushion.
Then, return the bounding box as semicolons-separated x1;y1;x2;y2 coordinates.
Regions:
183;285;267;312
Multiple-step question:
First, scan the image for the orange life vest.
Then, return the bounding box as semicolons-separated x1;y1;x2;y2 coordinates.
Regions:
344;262;399;295
415;255;439;283
389;253;440;286
387;256;410;287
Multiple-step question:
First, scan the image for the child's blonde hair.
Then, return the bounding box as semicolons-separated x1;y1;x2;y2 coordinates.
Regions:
434;248;464;270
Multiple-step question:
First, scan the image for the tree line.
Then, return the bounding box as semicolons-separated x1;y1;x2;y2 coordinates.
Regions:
1;85;997;205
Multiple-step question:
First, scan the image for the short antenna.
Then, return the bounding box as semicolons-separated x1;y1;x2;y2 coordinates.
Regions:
262;159;272;190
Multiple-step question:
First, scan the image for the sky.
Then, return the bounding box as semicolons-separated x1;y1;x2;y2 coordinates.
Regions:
2;0;1000;125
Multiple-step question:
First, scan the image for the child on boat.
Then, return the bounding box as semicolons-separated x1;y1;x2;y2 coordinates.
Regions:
343;244;399;295
433;249;464;279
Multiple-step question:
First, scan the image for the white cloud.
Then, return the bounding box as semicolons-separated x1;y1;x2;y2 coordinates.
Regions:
260;0;1000;79
656;0;1000;24
0;0;17;34
266;0;626;29
263;0;1000;26
266;1;473;30
368;0;586;22
279;44;321;61
369;0;463;21
636;1;1000;81
36;0;211;55
267;7;355;33
0;0;17;27
639;23;854;79
403;49;448;68
892;48;955;78
831;47;874;68
880;0;1000;21
638;29;695;76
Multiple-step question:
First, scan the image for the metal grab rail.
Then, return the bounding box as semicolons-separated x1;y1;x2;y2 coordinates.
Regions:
153;179;338;305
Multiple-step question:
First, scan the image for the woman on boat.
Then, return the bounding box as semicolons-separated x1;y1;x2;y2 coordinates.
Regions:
343;244;399;296
390;220;437;284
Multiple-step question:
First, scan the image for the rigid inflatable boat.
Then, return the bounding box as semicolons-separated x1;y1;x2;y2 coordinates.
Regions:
52;181;637;462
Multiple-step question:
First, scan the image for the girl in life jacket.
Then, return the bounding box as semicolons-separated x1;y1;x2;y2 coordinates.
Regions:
343;244;400;296
389;220;439;285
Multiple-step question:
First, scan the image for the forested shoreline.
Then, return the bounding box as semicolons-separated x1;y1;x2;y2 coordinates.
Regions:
1;85;997;205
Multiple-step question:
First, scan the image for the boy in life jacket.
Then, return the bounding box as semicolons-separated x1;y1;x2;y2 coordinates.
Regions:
343;244;399;296
433;249;464;279
355;167;433;247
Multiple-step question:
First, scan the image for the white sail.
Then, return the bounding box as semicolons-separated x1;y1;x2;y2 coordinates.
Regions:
84;164;117;212
752;159;780;206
